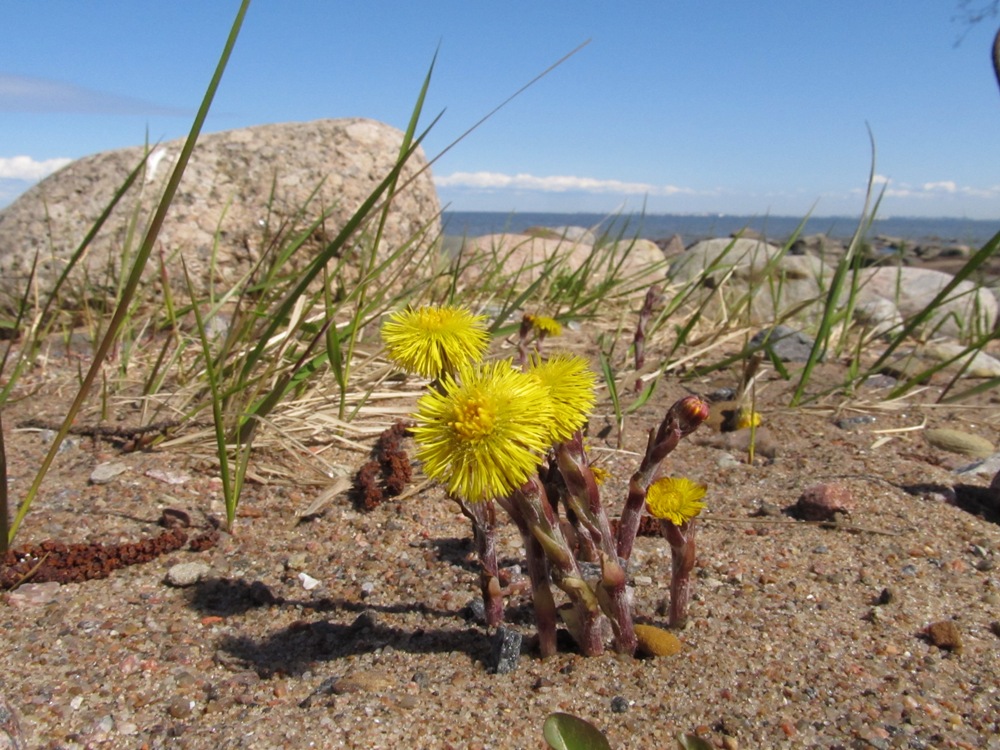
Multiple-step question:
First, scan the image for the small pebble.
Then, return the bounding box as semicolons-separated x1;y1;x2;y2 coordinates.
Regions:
89;461;128;484
924;428;994;459
299;572;321;591
463;598;486;624
923;620;962;654
835;415;876;430
610;696;629;713
792;483;853;521
489;627;522;674
5;581;62;607
166;697;194;719
164;562;211;588
876;587;894;605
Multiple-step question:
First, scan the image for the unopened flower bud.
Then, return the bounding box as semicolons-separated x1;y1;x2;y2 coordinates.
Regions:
675;395;710;431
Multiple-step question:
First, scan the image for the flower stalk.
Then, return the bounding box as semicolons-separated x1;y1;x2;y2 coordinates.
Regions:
661;519;697;628
457;498;504;628
616;395;709;560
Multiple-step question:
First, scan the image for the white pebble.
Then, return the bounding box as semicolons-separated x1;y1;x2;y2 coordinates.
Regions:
164;562;211;587
299;572;321;591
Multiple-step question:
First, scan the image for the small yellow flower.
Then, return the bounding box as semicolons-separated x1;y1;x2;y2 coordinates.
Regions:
411;360;552;502
734;408;761;431
590;465;611;486
645;477;707;526
526;353;596;444
526;313;562;337
381;305;489;379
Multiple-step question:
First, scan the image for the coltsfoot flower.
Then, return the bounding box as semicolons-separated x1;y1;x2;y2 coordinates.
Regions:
645;476;707;526
526;353;596;444
412;360;553;502
381;305;489;378
525;313;562;338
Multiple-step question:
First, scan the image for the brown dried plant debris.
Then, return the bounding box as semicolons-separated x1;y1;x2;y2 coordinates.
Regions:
17;417;181;452
351;419;413;510
0;524;219;591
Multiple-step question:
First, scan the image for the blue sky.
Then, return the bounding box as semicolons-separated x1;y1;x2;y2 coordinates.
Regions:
2;1;999;219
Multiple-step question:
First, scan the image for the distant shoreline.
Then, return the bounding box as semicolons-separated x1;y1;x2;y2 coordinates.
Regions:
441;210;1000;248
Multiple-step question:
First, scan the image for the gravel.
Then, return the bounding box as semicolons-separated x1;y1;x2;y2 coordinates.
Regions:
2;353;999;748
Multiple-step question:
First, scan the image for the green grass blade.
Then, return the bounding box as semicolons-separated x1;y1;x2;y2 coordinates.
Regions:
7;0;251;544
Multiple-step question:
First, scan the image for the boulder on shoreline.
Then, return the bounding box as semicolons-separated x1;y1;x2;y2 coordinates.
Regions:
0;118;440;309
665;235;998;338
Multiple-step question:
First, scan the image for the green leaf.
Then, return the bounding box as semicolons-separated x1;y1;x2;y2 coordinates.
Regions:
543;713;612;750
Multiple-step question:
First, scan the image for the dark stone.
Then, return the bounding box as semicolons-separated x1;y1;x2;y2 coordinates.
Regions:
750;325;817;362
463;597;486;624
488;626;522;674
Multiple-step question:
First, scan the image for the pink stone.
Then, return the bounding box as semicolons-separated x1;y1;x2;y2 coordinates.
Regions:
794;483;853;521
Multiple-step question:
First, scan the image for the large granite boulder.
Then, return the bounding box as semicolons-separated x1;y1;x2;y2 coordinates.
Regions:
856;266;998;338
0;118;440;308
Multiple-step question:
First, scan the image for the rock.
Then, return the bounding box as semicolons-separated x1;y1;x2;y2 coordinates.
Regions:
299;572;321;591
664;236;997;335
788;233;846;257
668;237;832;324
330;672;393;695
918;341;1000;378
922;620;962;654
856;266;997;338
792;483;853;521
460;232;664;293
4;581;62;608
0;118;440;308
488;626;523;674
853;297;903;338
658;233;686;259
835;415;877;430
924;428;995;458
634;623;682;657
750;325;816;362
523;224;597;245
164;562;211;587
89;461;128;485
144;468;190;485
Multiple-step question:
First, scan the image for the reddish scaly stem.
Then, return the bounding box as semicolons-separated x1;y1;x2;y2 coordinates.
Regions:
616;396;708;561
507;478;605;656
633;284;660;372
661;519;697;628
553;435;636;654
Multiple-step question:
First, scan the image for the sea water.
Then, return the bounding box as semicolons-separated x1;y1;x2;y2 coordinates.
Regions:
441;211;1000;247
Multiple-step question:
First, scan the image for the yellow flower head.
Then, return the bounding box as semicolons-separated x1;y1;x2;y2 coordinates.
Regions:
645;476;707;526
411;360;553;503
381;305;489;379
735;408;762;431
526;353;596;444
590;465;611;486
525;313;562;338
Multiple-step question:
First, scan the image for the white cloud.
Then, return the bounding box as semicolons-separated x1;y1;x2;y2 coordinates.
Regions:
0;155;72;180
922;180;958;193
434;170;692;196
